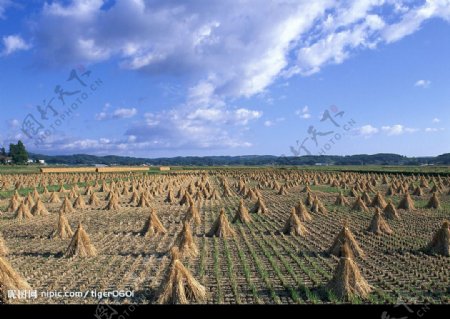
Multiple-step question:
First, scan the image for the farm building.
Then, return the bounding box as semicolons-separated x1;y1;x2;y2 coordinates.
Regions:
0;155;12;164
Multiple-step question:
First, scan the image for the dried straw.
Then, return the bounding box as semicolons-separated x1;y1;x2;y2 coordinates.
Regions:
15;202;33;220
49;211;74;239
397;193;415;210
0;233;9;256
174;220;198;258
64;223;97;258
232;199;252;224
328;225;365;258
425;220;449;256
31;198;49;217
207;209;235;238
326;251;371;301
367;209;393;235
282;208;308;236
156;248;207;304
142;208;167;238
0;257;32;304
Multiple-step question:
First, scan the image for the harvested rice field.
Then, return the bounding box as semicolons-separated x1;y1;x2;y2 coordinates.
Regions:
0;169;449;304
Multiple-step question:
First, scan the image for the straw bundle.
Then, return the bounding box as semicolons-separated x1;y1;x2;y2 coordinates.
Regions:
232;199;252;224
282;208;308;236
207;209;235;238
328;225;365;258
49;211;74;239
156;248;206;304
142;209;167;238
64;223;97;258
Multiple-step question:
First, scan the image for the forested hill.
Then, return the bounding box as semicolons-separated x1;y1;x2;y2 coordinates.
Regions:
27;153;450;166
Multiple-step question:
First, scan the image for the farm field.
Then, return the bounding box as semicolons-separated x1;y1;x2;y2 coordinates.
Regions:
0;168;449;304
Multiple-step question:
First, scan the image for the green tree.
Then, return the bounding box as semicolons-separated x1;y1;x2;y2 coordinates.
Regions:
9;140;29;164
0;147;5;156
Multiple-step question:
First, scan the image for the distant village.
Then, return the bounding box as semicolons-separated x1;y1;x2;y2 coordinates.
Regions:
0;155;46;165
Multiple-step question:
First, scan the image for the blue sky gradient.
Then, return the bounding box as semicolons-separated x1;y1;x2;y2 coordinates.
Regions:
0;0;449;157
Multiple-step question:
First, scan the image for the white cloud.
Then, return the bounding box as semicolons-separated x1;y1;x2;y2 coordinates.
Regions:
295;106;311;119
123;104;262;150
185;107;262;126
432;117;441;123
264;117;285;127
1;35;31;56
382;0;450;44
43;0;103;18
33;0;336;99
381;124;418;136
26;0;450;96
0;0;13;19
47;134;254;155
8;119;20;129
414;79;431;88
294;14;385;75
358;124;379;136
95;107;138;120
425;127;445;132
234;109;263;125
95;112;108;121
20;0;450;153
113;108;138;119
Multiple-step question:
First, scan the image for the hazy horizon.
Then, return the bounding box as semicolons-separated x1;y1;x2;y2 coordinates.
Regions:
27;150;446;159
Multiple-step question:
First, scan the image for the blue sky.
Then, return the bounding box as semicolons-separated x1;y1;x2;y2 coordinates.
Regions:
0;0;449;158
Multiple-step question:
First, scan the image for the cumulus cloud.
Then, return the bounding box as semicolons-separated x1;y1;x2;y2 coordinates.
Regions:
381;124;418;135
30;1;450;97
358;124;379;136
234;109;263;125
33;0;332;99
356;124;421;137
112;108;138;119
18;0;450;153
123;103;261;150
432;117;441;123
414;79;431;88
118;76;262;149
382;0;450;44
295;106;311;119
41;136;130;154
95;106;137;120
7;118;20;129
185;107;262;125
264;117;285;127
0;0;13;19
1;35;31;56
95;112;108;121
425;127;445;132
293;14;386;75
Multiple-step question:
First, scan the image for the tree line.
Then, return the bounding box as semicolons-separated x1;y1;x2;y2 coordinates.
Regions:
0;140;29;164
27;152;450;166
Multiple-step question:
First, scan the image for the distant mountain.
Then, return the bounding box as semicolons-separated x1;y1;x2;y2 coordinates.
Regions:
27;153;450;166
